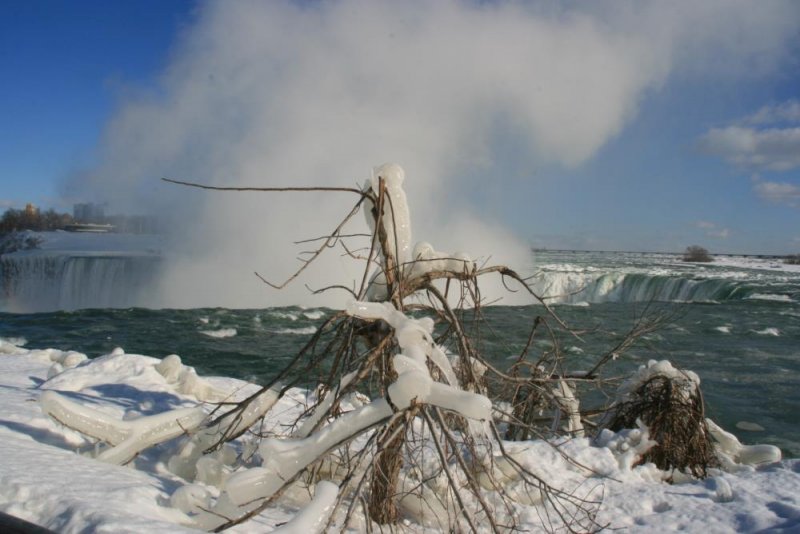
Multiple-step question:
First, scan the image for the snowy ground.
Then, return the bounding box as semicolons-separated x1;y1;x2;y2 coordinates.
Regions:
1;337;800;533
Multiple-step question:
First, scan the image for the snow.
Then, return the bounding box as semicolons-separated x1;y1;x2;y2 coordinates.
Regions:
1;337;800;532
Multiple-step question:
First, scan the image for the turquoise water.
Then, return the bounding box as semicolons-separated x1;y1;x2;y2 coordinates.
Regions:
1;250;798;456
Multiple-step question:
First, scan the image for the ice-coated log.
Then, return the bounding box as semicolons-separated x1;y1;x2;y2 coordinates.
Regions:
272;481;338;534
41;390;206;465
41;390;129;446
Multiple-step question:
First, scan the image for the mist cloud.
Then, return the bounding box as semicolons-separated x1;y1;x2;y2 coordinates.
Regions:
70;0;800;308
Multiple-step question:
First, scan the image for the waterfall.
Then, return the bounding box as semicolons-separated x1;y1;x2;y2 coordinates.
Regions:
530;271;748;304
1;254;161;312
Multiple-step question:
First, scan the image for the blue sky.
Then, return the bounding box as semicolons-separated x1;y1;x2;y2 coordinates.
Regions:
0;1;191;208
2;0;800;256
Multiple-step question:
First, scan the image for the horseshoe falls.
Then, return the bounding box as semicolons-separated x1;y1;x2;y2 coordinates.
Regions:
0;232;162;313
528;250;799;305
1;246;799;457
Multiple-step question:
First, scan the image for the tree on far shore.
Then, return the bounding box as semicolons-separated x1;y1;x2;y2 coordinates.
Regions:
682;245;713;263
0;207;73;235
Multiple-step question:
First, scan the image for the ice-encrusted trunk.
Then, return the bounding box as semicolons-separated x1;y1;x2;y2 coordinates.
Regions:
365;166;407;524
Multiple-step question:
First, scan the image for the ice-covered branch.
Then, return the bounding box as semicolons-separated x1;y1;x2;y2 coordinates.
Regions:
168;386;282;481
272;481;339;534
41;391;206;465
187;399;395;530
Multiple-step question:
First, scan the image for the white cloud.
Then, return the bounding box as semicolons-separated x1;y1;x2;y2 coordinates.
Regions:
69;0;800;307
694;220;730;239
698;126;800;172
744;100;800;125
754;180;800;208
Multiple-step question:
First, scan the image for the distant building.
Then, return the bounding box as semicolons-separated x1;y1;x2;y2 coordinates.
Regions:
73;203;105;223
24;203;38;216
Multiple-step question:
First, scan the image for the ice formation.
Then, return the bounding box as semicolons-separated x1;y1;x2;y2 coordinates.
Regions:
595;420;658;471
706;419;782;469
362;164;475;302
155;354;228;402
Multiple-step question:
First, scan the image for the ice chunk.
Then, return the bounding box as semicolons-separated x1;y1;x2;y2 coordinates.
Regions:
200;328;237;338
709;475;734;503
170;484;213;515
155;354;183;382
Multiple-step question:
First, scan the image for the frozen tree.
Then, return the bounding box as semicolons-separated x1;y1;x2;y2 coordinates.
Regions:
44;163;746;532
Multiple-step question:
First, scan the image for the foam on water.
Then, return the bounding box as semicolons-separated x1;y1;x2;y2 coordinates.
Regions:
200;328;238;339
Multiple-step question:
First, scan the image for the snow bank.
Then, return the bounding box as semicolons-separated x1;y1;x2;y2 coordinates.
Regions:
0;333;797;533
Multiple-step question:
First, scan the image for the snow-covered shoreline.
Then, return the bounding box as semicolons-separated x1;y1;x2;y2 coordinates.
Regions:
2;336;799;533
